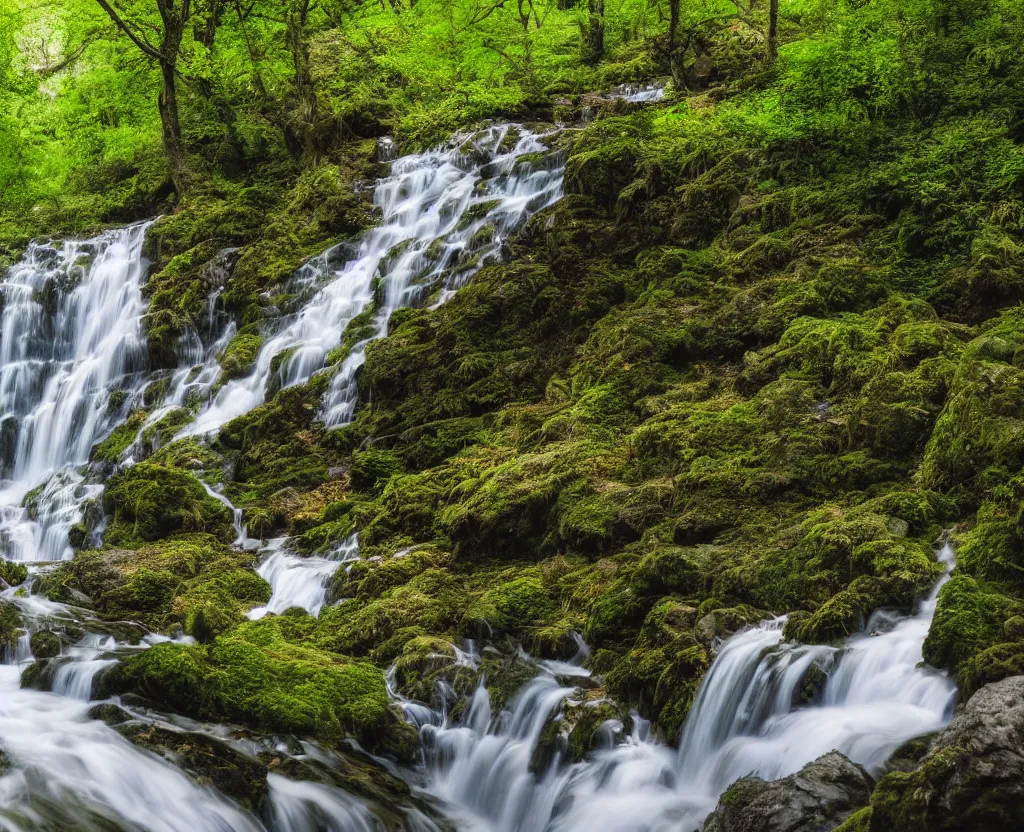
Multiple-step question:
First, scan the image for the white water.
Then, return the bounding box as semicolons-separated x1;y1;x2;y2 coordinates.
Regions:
0;223;151;561
403;545;958;832
248;534;360;620
182;123;563;436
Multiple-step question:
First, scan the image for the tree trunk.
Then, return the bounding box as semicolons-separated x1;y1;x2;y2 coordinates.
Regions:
767;0;778;61
286;0;318;157
94;0;193;196
158;61;191;195
158;2;192;196
668;0;683;87
581;0;604;65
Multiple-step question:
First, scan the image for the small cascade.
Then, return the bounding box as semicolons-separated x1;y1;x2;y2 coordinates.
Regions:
200;480;260;550
248;534;361;620
398;545;959;832
181;124;564;436
265;775;377;832
0;222;152;561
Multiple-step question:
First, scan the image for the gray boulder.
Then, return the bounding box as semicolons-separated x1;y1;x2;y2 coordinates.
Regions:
864;674;1024;831
702;751;874;832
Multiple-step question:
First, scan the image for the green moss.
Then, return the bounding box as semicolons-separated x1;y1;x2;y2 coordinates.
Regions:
460;575;557;638
922;575;1019;673
29;630;61;659
219;332;263;380
0;601;23;645
834;807;873;832
103;463;234;547
138;408;195;457
39;534;269;636
106;617;408;754
91;409;149;464
0;560;27;588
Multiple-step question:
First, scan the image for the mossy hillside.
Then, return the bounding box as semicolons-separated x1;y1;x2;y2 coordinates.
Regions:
197;87;1002;736
38;534;270;640
27;0;1024;796
104;614;414;757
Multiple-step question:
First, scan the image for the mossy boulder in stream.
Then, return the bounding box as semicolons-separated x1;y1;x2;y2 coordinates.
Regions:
705;751;874;832
103;615;416;757
850;676;1024;831
38;534;270;639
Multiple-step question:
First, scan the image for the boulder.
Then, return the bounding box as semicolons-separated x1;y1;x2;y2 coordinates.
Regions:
703;751;874;832
864;674;1024;830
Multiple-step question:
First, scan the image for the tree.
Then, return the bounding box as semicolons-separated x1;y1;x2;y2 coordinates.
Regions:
94;0;194;196
580;0;604;64
285;0;318;157
768;0;778;60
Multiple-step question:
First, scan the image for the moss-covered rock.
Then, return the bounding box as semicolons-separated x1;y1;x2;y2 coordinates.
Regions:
0;559;27;587
219;332;263;380
29;630;62;659
860;676;1024;830
103;464;234;547
38;534;269;637
104;617;412;756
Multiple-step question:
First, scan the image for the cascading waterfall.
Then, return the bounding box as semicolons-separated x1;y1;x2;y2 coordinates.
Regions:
0;119;961;832
400;545;958;832
182;123;563;437
0;123;568;832
180;124;564;626
247;534;361;620
0;223;152;562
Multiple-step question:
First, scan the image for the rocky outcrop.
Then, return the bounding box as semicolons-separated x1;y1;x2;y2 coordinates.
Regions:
703;751;874;832
860;674;1024;831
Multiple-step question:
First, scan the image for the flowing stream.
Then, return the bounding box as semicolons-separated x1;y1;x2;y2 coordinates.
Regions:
403;545;958;831
0;118;959;831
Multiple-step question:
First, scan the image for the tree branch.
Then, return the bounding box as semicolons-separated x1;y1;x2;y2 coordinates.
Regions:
94;0;168;61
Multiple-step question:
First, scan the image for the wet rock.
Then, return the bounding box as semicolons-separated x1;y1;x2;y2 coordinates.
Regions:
530;689;632;774
29;630;61;659
703;751;874;832
87;702;134;726
792;655;835;707
115;721;270;816
865;675;1024;830
695;605;764;647
883;733;936;774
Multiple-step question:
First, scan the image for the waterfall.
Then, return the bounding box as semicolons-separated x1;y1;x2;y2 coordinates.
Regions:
0;222;152;562
182;123;563;437
247;534;361;620
400;545;959;832
0;123;568;832
183;124;564;621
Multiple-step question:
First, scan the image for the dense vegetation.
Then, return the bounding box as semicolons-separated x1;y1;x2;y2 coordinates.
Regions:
5;0;1024;827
